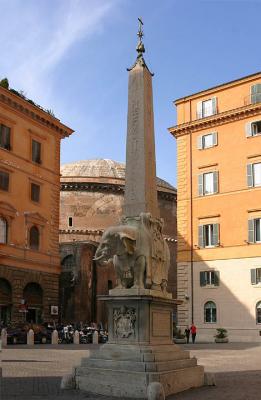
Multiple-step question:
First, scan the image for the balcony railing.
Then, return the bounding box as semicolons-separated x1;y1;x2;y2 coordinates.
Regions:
244;93;261;106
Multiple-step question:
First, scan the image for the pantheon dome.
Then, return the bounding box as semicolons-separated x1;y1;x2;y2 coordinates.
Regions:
59;159;177;325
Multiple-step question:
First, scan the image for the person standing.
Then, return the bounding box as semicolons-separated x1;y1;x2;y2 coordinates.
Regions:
190;323;197;344
184;326;190;344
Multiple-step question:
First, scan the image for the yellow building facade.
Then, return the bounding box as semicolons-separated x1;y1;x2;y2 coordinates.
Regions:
0;84;73;325
169;72;261;341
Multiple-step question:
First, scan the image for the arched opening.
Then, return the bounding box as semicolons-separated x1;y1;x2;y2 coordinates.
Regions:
256;301;261;324
23;282;43;323
204;301;217;323
0;217;8;244
0;278;12;326
29;225;40;250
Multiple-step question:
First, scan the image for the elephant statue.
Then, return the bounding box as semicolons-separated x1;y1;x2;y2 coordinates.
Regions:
94;213;170;292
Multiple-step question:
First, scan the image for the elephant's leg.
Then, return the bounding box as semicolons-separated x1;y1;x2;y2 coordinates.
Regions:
131;255;146;289
113;256;124;289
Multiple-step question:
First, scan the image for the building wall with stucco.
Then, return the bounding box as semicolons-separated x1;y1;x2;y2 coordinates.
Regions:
0;84;73;325
169;71;261;341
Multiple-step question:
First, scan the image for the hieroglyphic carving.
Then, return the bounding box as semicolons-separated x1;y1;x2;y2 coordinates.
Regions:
113;306;136;338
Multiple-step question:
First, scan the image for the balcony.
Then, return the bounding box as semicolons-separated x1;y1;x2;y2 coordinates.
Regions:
244;93;261;106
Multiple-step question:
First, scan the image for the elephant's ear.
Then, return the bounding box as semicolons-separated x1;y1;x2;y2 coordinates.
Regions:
122;237;136;254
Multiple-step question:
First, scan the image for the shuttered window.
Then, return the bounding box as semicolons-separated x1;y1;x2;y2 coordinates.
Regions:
198;223;219;248
31;183;40;202
251;84;261;104
200;271;220;286
0;171;9;191
251;268;261;285
32;140;41;164
68;217;73;227
196;98;217;119
247;163;261;187
0;217;8;243
198;172;218;196
248;218;261;243
197;132;218;149
245;120;261;137
0;124;11;150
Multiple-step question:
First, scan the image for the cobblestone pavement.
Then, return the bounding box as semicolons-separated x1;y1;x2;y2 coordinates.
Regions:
1;343;261;399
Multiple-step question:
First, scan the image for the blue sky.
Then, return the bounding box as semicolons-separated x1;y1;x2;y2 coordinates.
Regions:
0;0;260;186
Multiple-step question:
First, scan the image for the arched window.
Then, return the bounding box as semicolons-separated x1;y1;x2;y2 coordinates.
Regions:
256;301;261;324
29;226;39;250
0;217;8;243
204;301;217;323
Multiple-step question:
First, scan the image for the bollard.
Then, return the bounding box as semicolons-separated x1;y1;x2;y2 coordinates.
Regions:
27;329;34;345
92;330;99;344
73;330;79;345
52;329;59;345
1;329;7;347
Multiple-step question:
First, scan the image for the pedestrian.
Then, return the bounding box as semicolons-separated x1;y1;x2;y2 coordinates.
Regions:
190;323;197;344
184;326;190;344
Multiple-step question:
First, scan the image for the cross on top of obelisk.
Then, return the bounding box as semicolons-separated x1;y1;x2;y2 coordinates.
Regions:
127;17;153;75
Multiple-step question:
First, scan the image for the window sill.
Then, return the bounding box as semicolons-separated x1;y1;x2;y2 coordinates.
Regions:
201;285;218;289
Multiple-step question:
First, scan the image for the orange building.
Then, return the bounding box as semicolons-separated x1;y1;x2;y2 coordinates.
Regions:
0;82;73;325
169;72;261;341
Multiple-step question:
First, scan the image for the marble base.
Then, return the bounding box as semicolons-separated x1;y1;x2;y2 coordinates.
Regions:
109;287;173;299
75;295;204;398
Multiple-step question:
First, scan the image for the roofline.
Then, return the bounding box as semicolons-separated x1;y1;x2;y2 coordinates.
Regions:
174;71;261;105
0;86;74;137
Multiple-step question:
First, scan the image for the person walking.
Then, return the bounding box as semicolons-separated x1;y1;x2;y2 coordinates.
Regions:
190;323;197;344
184;326;190;344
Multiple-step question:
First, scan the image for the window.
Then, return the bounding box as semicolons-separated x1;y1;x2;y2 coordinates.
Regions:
248;218;261;243
68;217;73;227
31;183;40;202
246;120;261;137
204;301;217;323
32;140;41;164
200;271;220;286
251;268;261;285
197;98;217;119
0;217;8;243
29;226;40;250
247;163;261;187
0;124;11;150
198;172;218;196
251;84;261;104
197;132;218;149
0;171;9;191
256;302;261;324
198;223;219;248
108;280;113;291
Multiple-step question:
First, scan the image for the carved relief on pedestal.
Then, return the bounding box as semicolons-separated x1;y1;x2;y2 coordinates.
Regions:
113;306;136;338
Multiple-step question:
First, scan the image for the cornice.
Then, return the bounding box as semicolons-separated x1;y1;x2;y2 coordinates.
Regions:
59;229;104;235
0;88;73;138
169;103;261;137
60;182;176;201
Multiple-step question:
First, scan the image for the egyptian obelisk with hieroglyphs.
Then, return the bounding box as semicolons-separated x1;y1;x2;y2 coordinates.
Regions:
74;19;204;399
124;18;159;218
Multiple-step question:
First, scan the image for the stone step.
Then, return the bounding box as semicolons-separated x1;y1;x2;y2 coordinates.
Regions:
88;349;190;362
76;365;204;399
80;357;197;372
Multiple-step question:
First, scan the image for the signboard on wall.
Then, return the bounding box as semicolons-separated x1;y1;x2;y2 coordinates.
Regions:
50;306;58;315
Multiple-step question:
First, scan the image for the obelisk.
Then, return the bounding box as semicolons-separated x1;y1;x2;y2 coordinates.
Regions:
124;18;159;218
75;19;204;399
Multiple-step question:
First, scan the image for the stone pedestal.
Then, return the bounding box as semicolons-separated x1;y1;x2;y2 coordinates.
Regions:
75;294;204;398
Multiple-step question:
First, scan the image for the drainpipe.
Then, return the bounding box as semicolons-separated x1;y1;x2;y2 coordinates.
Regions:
189;100;194;324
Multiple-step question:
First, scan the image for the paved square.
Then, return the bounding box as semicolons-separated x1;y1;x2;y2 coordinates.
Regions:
1;343;261;399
